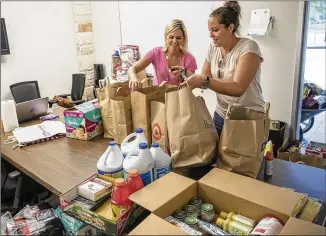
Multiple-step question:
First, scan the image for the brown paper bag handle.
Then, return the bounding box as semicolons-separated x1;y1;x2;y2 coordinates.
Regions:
226;101;271;118
116;85;130;96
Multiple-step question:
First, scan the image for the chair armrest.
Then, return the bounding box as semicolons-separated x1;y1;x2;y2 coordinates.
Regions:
8;170;21;180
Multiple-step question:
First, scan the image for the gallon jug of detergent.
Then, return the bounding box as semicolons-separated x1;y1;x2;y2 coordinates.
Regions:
121;128;147;157
97;141;124;178
123;143;154;186
150;143;172;180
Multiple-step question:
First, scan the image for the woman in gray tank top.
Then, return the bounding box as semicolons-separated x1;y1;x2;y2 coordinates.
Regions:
182;1;265;136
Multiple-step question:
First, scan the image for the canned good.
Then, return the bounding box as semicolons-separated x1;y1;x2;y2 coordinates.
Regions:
185;205;198;218
185;216;199;231
173;210;187;222
190;197;203;217
201;203;215;223
251;216;284;235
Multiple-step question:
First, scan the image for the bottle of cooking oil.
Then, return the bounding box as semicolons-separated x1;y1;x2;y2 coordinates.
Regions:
219;211;256;228
216;217;253;235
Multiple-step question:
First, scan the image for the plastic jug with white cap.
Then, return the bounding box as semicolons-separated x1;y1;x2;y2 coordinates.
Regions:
121;128;147;157
150;143;172;180
123;143;154;186
97;141;124;178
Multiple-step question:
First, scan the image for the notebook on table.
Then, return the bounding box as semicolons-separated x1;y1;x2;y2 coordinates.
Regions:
7;121;66;148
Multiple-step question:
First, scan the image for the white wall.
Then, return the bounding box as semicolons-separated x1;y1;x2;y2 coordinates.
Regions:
1;1;78;101
114;1;301;125
91;1;122;77
1;1;302;127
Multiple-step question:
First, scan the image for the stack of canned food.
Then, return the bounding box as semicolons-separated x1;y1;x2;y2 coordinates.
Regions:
172;197;218;232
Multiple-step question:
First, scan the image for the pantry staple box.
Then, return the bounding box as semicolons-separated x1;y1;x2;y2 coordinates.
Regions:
129;168;325;235
63;100;103;140
59;174;149;236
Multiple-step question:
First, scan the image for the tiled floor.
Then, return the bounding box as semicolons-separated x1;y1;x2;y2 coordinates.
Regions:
303;112;326;145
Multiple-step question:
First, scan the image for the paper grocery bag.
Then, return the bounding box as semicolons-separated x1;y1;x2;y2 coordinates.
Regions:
131;86;167;144
217;103;271;178
96;85;114;139
109;82;133;144
151;100;169;153
289;153;326;169
166;87;218;168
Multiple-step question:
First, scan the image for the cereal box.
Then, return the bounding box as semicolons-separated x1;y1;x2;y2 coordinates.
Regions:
64;100;103;140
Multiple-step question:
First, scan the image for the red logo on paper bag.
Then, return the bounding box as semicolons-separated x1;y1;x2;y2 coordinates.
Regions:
152;123;162;141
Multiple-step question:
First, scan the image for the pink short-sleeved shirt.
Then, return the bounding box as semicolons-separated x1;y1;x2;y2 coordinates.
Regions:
145;47;197;85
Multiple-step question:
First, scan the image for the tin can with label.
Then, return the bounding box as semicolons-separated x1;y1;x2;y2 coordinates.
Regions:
185;205;198;218
251;216;284;235
201;203;215;223
173;210;187;222
190;197;203;217
185;216;199;231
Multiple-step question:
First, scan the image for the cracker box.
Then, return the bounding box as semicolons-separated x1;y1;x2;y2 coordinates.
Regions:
64;100;103;140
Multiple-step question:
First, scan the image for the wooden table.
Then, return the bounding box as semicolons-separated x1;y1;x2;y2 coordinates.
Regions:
1;107;109;196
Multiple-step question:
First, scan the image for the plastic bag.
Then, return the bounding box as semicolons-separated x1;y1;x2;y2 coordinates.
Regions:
5;205;62;235
54;207;86;235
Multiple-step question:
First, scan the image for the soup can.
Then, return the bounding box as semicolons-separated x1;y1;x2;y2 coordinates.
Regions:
190;197;203;217
185;216;199;231
185;205;198;218
200;203;215;223
173;210;187;222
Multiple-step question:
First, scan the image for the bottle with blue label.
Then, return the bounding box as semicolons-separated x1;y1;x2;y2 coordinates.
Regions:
97;141;124;178
123;143;154;186
150;143;172;180
121;128;147;157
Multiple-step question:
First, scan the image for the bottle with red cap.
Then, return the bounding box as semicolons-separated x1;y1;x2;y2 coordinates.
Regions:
264;150;274;176
127;169;144;195
111;178;132;221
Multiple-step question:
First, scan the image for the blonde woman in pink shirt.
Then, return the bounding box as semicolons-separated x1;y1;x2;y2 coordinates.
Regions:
128;19;198;91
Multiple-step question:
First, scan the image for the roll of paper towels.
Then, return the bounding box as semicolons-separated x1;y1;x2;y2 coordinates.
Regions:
1;100;19;132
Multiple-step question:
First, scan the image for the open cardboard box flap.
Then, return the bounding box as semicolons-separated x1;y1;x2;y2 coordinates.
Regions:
279;217;326;235
129;214;186;235
199;168;302;219
129;172;196;214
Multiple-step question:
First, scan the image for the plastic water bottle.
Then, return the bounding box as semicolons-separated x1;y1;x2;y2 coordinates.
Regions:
121;128;147;157
97;141;124;178
123;143;154;186
150;143;172;180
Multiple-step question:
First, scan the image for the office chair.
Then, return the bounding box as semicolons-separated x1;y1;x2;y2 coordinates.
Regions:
48;73;86;108
10;81;41;103
1;160;23;215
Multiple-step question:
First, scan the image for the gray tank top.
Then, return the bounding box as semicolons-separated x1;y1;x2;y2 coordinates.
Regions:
206;38;265;117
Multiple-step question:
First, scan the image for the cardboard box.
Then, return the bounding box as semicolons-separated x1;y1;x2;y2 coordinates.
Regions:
279;217;326;235
60;174;149;236
129;169;304;235
64;100;103;140
277;139;302;160
286;152;326;169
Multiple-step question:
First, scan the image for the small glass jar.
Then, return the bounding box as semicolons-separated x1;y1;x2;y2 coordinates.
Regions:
185;205;198;218
185;216;199;231
173;209;187;222
200;203;215;223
